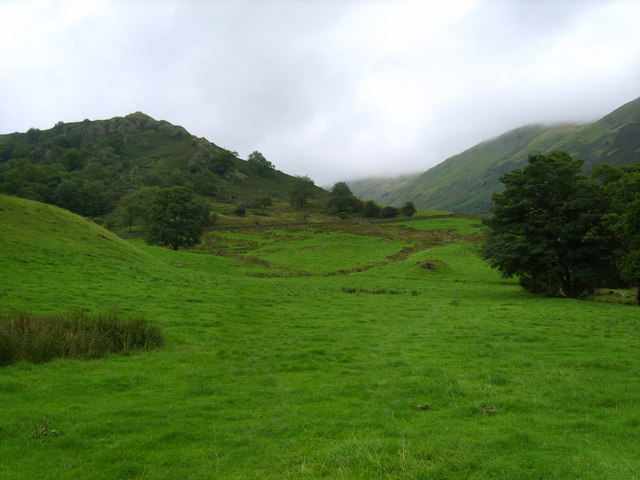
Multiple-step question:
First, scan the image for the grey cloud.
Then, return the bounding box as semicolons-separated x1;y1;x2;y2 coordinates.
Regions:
0;0;638;185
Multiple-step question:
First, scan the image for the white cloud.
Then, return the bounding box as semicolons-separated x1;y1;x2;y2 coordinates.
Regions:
1;0;638;185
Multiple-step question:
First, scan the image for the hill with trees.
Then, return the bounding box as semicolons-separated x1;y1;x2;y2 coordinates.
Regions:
349;96;640;214
0;112;327;224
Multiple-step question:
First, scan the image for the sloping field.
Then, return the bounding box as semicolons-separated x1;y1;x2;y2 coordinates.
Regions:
1;195;639;479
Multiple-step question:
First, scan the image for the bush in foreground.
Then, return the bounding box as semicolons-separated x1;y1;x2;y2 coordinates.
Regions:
0;312;164;366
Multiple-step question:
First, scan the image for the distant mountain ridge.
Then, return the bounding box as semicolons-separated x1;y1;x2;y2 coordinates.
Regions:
349;96;640;214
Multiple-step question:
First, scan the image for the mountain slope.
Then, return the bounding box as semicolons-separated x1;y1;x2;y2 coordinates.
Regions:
343;173;420;206
0;113;326;218
350;96;640;214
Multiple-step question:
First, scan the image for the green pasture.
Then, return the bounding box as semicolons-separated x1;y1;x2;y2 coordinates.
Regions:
1;195;639;479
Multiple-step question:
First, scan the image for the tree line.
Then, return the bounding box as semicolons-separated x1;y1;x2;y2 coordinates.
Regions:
326;181;416;219
481;151;639;304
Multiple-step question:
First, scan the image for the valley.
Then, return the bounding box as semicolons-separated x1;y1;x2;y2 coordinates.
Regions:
349;97;640;214
1;195;638;479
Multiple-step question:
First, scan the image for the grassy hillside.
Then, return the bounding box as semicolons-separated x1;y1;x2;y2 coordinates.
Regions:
0;195;180;313
350;96;640;213
344;173;420;204
0;112;327;220
2;195;639;479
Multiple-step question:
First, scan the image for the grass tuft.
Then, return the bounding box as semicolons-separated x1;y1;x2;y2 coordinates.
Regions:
342;287;404;295
30;417;61;438
0;312;164;366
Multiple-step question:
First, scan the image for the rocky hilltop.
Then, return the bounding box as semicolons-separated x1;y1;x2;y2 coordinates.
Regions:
0;112;324;218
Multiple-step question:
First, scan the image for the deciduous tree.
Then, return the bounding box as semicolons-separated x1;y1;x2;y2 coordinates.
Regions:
115;186;160;232
380;205;399;219
247;151;276;176
145;187;208;250
481;151;614;298
210;149;236;175
288;175;315;208
61;148;85;171
594;164;640;304
362;200;381;218
327;182;361;215
400;201;417;217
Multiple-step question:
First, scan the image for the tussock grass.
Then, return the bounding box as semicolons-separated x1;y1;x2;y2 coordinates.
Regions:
0;312;164;365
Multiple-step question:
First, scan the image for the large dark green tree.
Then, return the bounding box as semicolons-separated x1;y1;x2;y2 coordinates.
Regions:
594;164;640;304
327;181;361;215
400;201;417;217
145;187;208;250
380;205;399;219
53;179;113;217
247;151;276;176
481;151;615;298
288;175;315;208
362;200;381;218
61;148;86;171
210;149;236;175
114;186;160;232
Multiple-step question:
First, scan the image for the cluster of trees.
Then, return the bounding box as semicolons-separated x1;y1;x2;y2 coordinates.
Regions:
0;119;282;222
327;181;416;219
0;128;196;219
363;200;417;219
0;124;140;218
0;145;115;217
482;151;639;304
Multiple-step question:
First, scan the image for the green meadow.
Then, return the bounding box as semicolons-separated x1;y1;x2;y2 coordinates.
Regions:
1;195;639;479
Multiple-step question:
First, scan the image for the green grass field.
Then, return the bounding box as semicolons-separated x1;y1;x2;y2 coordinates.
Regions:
1;195;639;479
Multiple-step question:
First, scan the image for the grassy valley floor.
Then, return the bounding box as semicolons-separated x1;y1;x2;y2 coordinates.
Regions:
1;196;639;479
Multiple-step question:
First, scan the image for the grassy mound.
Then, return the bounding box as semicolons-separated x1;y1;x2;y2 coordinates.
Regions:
0;194;157;265
0;312;164;365
0;194;182;315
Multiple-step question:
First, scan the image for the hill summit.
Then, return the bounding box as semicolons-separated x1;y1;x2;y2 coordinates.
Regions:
0;113;323;219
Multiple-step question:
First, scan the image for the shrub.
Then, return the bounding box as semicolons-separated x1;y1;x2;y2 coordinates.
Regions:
380;206;399;218
0;312;164;366
400;201;417;217
362;200;382;218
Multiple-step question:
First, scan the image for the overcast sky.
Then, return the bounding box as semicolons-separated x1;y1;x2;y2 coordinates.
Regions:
1;0;639;186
